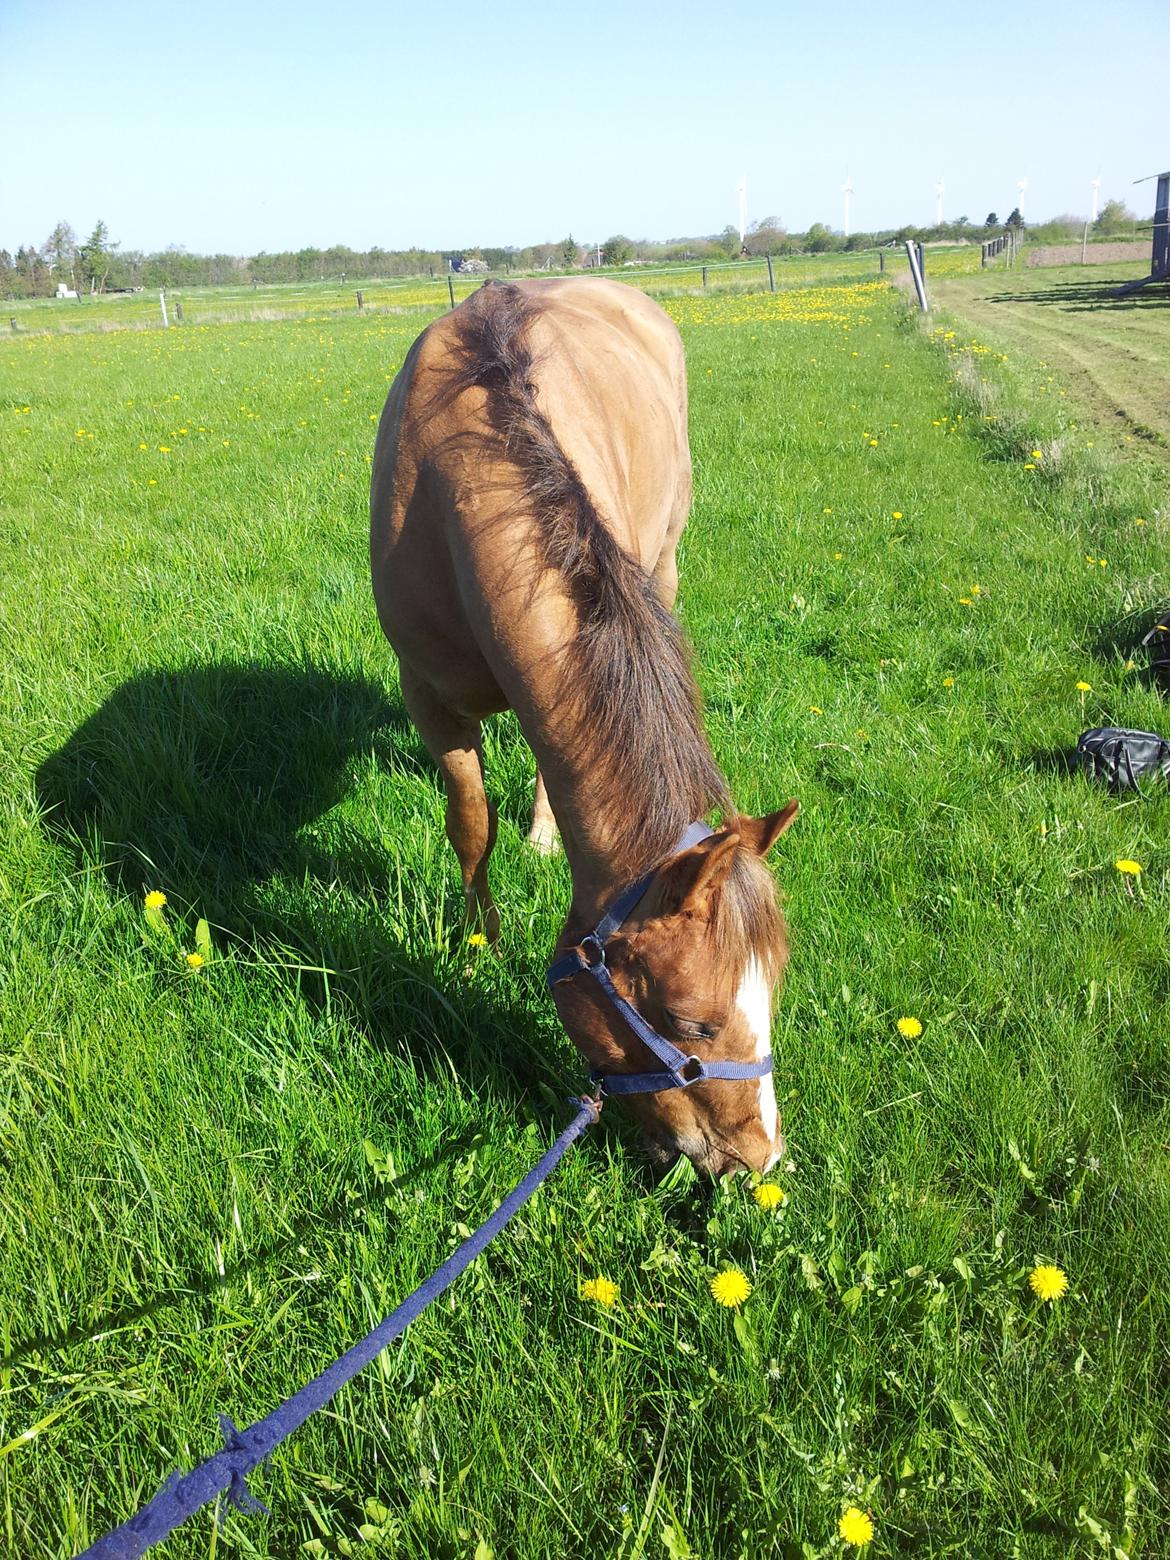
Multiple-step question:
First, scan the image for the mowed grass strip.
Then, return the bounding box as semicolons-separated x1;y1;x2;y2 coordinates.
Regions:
930;261;1170;457
1;279;1167;1558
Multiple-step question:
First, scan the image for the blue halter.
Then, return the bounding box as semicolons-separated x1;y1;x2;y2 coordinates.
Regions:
547;823;773;1096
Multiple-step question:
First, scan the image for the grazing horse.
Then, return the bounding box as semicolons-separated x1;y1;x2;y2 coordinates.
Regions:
370;278;797;1175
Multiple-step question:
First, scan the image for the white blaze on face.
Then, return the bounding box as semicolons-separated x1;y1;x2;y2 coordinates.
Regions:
735;955;780;1166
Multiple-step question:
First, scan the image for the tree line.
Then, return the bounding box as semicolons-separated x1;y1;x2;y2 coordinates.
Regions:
2;202;1146;300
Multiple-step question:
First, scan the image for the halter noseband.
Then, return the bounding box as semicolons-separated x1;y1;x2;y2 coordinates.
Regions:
547;823;773;1096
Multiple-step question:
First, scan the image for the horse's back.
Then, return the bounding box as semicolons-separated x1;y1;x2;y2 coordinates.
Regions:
370;279;691;720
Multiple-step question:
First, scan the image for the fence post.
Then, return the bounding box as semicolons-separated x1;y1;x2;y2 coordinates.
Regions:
175;299;183;323
904;241;929;312
916;243;925;277
1081;223;1089;264
9;316;16;331
702;266;708;288
159;290;168;328
879;250;885;273
448;276;456;309
357;289;364;311
766;254;775;292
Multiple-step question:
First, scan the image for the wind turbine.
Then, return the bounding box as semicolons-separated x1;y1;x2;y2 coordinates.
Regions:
737;175;747;244
935;176;945;226
842;174;853;237
1090;173;1101;223
1016;176;1028;220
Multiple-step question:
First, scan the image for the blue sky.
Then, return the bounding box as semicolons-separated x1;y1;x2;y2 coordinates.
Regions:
2;0;1166;254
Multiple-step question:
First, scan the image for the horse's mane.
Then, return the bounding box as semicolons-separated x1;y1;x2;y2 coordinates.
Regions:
445;282;781;961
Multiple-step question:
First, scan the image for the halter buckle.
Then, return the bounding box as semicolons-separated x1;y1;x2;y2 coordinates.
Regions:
579;934;606;969
679;1055;706;1085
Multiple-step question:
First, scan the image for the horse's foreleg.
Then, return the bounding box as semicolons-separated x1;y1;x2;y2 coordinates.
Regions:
527;767;559;854
401;671;499;945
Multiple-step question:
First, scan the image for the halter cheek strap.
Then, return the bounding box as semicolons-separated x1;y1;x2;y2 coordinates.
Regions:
547;823;773;1096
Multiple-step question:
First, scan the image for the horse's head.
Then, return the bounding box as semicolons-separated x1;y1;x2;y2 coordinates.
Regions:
552;803;798;1177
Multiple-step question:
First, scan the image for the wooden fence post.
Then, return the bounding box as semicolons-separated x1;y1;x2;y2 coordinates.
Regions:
357;290;364;311
9;317;16;332
448;276;456;309
766;255;775;292
175;300;183;323
159;290;168;328
702;266;708;288
879;250;885;273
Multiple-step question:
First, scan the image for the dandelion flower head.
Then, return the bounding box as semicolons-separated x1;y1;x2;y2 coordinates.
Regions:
1115;859;1141;877
144;891;167;910
839;1507;875;1546
896;1016;923;1039
1029;1264;1068;1302
186;952;205;969
580;1276;618;1307
752;1183;786;1211
710;1268;752;1308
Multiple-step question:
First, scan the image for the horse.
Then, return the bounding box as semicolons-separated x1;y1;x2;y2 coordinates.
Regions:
370;278;797;1176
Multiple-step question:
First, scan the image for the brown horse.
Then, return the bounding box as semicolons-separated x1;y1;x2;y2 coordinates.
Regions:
370;278;797;1175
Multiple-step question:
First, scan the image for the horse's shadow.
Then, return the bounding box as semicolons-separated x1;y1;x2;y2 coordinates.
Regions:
34;661;577;1107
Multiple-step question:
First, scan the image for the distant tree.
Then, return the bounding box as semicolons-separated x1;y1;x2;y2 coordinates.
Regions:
601;234;633;265
804;222;836;253
717;224;741;257
1005;207;1023;229
843;231;872;251
1094;198;1136;236
745;216;787;255
79;220;117;291
559;234;577;266
42;221;78;291
984;212;999;227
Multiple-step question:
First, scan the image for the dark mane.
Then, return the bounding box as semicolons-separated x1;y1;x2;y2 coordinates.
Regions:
445;281;732;878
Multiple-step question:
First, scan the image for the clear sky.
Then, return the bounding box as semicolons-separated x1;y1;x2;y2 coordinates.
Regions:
2;0;1166;255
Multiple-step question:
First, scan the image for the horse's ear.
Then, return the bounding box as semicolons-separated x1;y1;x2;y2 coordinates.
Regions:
647;831;740;918
737;801;799;857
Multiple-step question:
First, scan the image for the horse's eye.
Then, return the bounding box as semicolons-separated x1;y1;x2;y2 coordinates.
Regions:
666;1011;719;1042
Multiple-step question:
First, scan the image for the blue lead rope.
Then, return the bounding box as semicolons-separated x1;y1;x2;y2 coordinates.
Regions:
77;1097;600;1560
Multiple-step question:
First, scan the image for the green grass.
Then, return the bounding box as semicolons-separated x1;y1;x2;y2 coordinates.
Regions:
929;262;1170;459
1;275;1168;1558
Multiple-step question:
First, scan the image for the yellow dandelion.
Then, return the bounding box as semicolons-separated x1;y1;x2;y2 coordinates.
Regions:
868;438;878;448
839;1507;874;1547
467;931;488;947
1115;859;1141;877
144;890;167;909
809;705;823;715
709;1268;752;1308
959;596;973;606
1028;1264;1068;1302
892;510;903;520
942;676;955;688
580;1275;619;1308
823;506;833;514
138;442;148;450
752;1183;786;1210
1075;680;1092;692
186;951;205;970
970;583;982;595
834;551;843;559
158;445;171;453
896;1016;923;1039
1135;517;1146;527
1031;449;1043;459
1024;462;1036;470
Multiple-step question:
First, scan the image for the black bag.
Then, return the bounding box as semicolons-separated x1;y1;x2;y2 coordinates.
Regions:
1075;727;1170;790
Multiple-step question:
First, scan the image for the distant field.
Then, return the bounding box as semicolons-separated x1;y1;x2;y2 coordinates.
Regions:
929;262;1170;458
5;247;983;335
2;273;1168;1556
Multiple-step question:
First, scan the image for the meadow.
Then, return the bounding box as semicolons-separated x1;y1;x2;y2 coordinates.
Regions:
1;269;1168;1558
5;248;980;337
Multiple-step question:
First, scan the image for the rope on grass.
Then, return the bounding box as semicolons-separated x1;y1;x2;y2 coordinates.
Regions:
77;1097;601;1559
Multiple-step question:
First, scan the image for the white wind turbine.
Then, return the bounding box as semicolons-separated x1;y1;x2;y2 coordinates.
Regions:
935;176;945;225
737;175;747;244
1016;176;1028;220
1090;173;1101;223
842;174;853;237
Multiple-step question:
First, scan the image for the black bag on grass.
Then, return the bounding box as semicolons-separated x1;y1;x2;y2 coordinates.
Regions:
1141;613;1170;684
1075;727;1170;791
